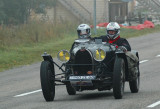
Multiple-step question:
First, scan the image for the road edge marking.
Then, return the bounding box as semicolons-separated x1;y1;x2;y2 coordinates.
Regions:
147;101;160;108
156;55;160;57
140;60;148;64
14;89;42;97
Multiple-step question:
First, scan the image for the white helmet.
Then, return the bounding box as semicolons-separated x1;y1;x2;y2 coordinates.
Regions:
77;24;91;39
106;22;120;40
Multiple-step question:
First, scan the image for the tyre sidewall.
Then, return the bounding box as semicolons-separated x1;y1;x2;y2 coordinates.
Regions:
40;61;55;101
113;57;125;99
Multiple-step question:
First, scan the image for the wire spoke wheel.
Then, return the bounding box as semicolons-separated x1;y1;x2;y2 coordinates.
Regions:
129;62;140;93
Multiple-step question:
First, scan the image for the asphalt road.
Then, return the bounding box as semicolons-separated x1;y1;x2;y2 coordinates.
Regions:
1;32;160;109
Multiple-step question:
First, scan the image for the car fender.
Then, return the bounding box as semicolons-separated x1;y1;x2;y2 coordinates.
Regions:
115;52;129;81
42;52;53;62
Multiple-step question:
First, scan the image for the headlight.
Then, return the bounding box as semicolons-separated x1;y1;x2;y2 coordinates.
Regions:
93;49;106;61
57;50;70;63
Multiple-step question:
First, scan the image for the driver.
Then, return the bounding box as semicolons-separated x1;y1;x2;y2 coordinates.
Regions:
97;22;131;52
96;22;138;78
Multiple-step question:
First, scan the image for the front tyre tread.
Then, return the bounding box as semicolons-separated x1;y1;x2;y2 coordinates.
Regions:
113;57;125;99
40;61;55;101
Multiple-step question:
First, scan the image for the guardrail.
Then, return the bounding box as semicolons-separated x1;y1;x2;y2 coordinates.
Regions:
151;0;160;7
137;0;160;14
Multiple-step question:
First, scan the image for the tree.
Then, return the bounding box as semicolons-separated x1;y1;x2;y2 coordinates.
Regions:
0;0;29;24
0;0;58;25
0;0;5;25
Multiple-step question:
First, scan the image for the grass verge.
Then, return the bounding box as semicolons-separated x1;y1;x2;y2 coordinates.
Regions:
0;24;160;72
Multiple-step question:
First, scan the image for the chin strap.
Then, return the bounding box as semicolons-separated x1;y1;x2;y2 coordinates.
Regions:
108;36;120;43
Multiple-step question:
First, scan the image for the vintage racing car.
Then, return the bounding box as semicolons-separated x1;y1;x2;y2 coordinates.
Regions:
40;39;140;101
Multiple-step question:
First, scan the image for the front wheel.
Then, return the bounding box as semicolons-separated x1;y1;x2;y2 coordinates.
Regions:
40;61;55;101
113;57;125;99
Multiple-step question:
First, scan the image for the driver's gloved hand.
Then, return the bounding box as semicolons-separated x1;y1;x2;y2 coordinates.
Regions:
118;46;127;52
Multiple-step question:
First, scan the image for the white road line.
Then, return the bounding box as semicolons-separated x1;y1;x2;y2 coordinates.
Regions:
140;60;148;64
147;101;160;108
156;55;160;57
13;59;149;98
14;89;42;97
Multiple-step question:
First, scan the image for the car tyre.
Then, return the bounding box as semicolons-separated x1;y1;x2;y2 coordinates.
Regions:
40;61;55;101
113;56;125;99
66;83;76;95
129;63;140;93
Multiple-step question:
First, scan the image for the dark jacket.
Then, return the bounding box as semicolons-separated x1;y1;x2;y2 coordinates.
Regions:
95;35;131;51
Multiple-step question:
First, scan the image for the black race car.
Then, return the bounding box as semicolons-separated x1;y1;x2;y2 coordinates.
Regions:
40;39;140;101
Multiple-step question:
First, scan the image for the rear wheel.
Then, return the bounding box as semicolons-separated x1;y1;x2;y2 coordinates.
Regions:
40;61;55;101
66;83;76;95
65;66;76;95
129;63;140;93
113;57;125;99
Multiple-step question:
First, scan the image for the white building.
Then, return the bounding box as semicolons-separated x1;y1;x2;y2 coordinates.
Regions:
31;0;135;24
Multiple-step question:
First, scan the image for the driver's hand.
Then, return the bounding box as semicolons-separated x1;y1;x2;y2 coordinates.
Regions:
118;46;127;52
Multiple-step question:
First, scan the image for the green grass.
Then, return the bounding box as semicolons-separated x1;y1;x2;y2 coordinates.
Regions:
0;23;160;72
0;32;77;71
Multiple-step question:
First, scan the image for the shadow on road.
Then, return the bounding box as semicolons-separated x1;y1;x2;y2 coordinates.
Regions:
52;91;114;102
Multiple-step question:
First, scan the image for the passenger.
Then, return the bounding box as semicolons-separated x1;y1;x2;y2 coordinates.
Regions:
70;24;92;52
77;24;91;39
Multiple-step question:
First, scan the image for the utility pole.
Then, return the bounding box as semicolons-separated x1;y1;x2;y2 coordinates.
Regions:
94;0;97;34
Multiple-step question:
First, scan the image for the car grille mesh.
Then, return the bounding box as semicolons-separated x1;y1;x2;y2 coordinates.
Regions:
73;50;92;75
